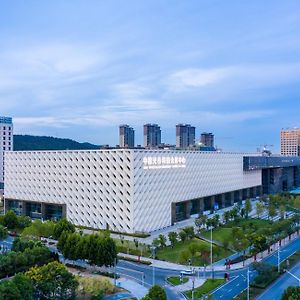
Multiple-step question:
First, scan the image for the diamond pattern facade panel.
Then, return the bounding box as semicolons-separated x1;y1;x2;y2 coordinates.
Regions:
4;149;261;233
132;150;261;232
4;150;133;232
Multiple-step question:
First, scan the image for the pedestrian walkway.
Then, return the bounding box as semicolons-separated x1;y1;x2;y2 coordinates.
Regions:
116;277;148;299
174;278;205;292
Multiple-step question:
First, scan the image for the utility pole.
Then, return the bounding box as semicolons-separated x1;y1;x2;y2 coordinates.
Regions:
151;246;156;286
114;257;117;286
277;243;281;273
247;267;250;300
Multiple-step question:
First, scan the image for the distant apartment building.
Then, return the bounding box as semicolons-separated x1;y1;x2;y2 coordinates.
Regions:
201;132;214;148
144;124;161;148
176;124;195;149
280;128;300;156
0;116;13;190
119;125;135;148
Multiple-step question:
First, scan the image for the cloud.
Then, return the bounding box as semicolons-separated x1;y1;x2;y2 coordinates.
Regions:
167;63;300;94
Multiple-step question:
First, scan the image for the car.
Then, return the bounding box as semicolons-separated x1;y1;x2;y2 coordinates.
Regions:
180;269;195;276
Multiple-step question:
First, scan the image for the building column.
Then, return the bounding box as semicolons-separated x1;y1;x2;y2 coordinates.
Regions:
221;194;226;208
41;203;46;220
211;196;215;211
199;198;204;213
171;203;176;225
230;192;235;206
185;201;191;219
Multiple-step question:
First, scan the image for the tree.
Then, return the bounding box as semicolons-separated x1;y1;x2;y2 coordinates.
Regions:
256;202;265;218
281;286;300;300
223;211;230;224
279;205;286;220
268;205;277;220
142;285;167;300
158;234;167;248
0;225;8;240
152;238;160;249
12;273;33;300
2;210;18;229
53;218;75;240
245;199;252;218
133;238;139;250
17;216;32;229
182;227;195;239
179;230;187;243
0;281;22;300
168;231;178;248
21;220;55;239
195;215;207;232
179;249;190;264
26;261;78;300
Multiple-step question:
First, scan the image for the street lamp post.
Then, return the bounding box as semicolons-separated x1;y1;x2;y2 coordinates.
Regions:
277;243;281;273
247;267;250;300
150;246;156;286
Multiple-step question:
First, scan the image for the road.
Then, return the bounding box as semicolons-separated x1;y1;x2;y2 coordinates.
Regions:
1;232;300;299
256;262;300;300
116;236;300;300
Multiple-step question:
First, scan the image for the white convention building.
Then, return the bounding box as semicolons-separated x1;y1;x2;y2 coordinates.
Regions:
4;149;261;233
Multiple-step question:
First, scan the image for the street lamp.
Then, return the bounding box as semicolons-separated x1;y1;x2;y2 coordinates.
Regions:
247;267;255;300
150;245;156;286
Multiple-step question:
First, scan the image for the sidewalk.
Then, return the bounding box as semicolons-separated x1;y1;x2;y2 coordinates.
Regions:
119;231;300;271
174;278;205;292
117;277;148;299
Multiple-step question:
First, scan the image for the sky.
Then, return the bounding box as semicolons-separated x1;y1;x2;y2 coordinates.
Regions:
1;0;300;152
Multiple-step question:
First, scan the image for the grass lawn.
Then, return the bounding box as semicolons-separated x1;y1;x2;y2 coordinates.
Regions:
184;279;225;299
201;218;272;246
156;238;233;265
167;276;189;285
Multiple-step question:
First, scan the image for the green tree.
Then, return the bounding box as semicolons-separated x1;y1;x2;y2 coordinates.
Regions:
223;211;230;223
179;230;187;243
279;205;286;220
158;234;167;248
182;227;195;239
245;199;252;218
12;273;33;300
256;202;265;218
195;215;207;231
281;286;300;300
26;261;78;300
0;225;8;240
2;210;18;229
53;218;75;240
142;285;167;300
168;231;178;248
0;281;22;300
268;204;277;220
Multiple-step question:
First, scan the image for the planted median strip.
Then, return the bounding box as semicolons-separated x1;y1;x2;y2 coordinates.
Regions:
166;276;188;286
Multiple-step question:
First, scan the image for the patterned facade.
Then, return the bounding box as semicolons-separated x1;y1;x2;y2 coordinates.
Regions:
4;149;261;233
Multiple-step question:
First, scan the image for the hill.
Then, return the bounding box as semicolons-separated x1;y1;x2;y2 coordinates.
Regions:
13;135;100;151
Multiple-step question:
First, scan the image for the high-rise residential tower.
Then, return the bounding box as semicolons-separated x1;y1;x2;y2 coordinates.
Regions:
176;124;196;149
201;132;214;148
0;116;13;190
144;124;161;148
280;128;300;156
119;125;135;148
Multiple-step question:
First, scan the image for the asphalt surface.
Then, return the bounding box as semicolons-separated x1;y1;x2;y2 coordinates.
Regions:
1;233;300;299
116;236;300;300
256;261;300;300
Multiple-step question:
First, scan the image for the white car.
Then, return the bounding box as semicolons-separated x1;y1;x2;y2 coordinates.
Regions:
180;269;195;276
